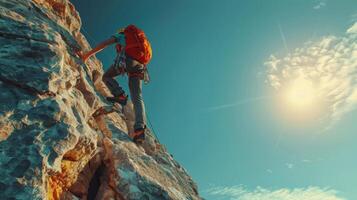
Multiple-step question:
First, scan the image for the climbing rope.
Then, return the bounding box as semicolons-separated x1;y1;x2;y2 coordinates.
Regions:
145;109;161;143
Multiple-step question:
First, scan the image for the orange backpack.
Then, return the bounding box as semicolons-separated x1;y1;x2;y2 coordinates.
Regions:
123;25;152;65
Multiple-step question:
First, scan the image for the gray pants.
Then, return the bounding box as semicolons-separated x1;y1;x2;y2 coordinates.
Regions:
102;56;146;130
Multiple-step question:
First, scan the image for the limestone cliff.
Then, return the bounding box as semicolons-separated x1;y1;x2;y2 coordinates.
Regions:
0;0;201;199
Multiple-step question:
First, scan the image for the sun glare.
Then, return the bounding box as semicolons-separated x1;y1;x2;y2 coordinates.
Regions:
274;76;326;125
273;76;323;124
276;76;327;127
285;77;317;110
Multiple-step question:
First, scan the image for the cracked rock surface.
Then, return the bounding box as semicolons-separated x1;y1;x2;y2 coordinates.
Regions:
0;0;201;199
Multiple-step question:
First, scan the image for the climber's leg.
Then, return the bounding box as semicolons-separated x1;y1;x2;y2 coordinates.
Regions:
126;57;147;131
129;76;146;130
103;65;128;105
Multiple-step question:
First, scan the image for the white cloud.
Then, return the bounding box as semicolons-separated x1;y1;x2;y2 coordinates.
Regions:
286;163;294;169
313;0;326;10
350;13;357;22
347;23;357;34
206;185;346;200
265;22;357;124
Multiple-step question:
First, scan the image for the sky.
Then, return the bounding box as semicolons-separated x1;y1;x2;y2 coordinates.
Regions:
71;0;357;199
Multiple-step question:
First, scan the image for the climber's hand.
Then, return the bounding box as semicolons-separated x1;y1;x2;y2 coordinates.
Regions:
75;50;88;63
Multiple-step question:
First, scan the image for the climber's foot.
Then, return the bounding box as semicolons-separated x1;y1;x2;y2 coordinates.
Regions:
106;94;128;106
129;128;145;144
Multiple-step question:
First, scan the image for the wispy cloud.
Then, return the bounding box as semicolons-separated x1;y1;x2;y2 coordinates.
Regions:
206;185;346;200
205;96;270;112
313;0;327;10
285;163;294;169
278;22;289;52
351;13;357;22
265;22;357;125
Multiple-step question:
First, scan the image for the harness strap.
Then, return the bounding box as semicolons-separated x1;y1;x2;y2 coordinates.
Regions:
128;72;144;79
116;66;126;75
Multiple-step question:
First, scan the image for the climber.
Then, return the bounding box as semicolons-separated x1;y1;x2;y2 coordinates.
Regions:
77;24;152;143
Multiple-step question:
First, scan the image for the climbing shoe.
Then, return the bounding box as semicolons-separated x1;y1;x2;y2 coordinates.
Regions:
129;128;145;144
106;93;128;106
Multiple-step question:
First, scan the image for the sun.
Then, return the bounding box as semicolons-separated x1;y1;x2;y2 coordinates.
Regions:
283;77;318;112
274;76;326;124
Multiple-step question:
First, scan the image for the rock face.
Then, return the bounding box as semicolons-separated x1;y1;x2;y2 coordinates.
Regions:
0;0;201;199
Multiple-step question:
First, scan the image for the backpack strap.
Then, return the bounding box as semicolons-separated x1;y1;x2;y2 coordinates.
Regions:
112;49;127;75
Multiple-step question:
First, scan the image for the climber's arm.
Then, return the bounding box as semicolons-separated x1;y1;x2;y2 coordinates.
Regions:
78;37;116;62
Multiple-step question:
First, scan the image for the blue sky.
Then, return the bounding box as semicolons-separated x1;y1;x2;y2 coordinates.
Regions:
72;0;357;199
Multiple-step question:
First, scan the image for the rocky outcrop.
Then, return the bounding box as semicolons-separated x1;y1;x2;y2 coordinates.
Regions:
0;0;201;199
